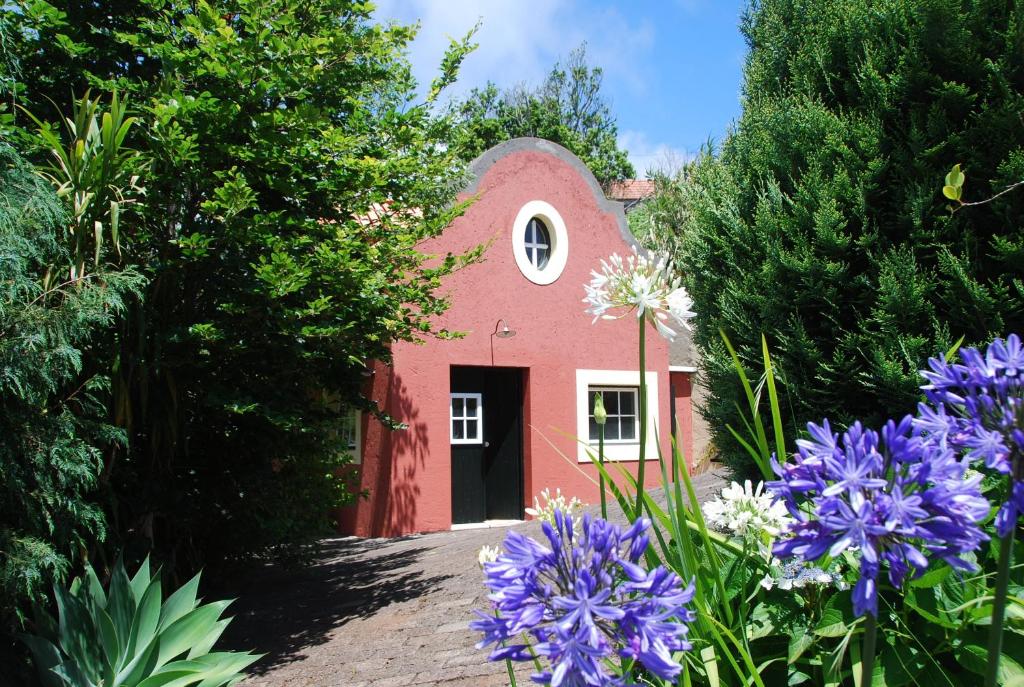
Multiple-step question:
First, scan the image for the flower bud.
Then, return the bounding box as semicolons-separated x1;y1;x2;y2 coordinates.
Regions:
593;392;607;426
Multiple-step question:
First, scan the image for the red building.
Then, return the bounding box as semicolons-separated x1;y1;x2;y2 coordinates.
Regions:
338;138;695;538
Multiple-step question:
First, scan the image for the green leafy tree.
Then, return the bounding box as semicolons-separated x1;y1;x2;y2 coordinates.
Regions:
8;0;479;568
672;0;1024;472
450;43;635;187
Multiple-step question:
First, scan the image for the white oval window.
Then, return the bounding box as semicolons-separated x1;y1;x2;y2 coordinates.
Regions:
511;200;569;285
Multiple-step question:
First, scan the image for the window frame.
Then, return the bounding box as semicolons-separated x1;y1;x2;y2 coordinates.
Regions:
450;392;484;445
575;369;659;463
511;200;569;285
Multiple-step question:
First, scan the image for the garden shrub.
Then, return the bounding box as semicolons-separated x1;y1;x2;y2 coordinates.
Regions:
0;142;141;666
672;0;1024;473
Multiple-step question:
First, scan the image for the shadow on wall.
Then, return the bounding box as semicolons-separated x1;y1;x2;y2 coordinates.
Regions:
221;536;451;674
367;371;430;536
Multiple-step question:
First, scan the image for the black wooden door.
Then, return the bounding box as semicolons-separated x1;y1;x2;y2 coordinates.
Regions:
450;367;523;524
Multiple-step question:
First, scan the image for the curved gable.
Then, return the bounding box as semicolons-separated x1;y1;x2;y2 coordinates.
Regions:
466;138;641;253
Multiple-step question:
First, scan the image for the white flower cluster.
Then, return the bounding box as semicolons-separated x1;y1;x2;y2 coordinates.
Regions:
582;250;696;341
702;480;792;540
477;544;501;568
524;488;585;527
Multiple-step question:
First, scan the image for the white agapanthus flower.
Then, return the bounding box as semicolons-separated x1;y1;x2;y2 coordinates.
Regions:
477;544;501;568
583;250;696;341
524;488;585;528
702;480;792;539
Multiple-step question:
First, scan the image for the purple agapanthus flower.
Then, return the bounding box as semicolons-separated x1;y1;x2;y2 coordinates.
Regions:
471;510;695;686
918;334;1024;536
768;416;989;617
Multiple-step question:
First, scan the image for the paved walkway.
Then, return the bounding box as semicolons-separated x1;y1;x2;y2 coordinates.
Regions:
224;469;729;687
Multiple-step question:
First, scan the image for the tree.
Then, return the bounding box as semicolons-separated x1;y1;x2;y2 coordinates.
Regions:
9;0;478;569
450;44;634;187
673;0;1024;473
0;141;141;660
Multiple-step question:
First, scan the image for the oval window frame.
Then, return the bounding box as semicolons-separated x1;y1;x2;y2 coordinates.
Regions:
511;200;569;285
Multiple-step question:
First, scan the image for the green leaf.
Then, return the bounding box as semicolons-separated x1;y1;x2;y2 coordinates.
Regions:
945;163;965;188
159;573;202;631
788;626;815;663
815;592;855;639
158;600;232;666
20;634;64;687
942;185;961;200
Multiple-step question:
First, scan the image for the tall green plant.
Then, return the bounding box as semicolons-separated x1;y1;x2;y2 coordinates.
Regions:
23;91;144;283
22;557;259;687
672;0;1024;474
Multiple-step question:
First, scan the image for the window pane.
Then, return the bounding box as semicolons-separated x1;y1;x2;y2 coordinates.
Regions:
605;419;620;441
620;418;636;441
535;246;549;269
605;390;619;414
620;391;635;415
466;396;478;418
453;420;464;440
452;397;464;418
589;391;598;414
589;417;599;442
526;246;535;264
465;420;478;439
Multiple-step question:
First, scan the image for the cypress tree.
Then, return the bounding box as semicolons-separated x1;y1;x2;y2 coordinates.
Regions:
678;0;1024;472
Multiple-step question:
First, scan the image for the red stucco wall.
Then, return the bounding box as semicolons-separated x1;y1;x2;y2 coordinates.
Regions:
670;371;695;474
338;141;677;537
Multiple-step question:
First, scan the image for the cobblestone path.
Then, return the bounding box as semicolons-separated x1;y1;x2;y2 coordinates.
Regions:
225;469;728;687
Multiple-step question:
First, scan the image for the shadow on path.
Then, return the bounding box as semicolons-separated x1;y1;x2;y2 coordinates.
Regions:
221;536;453;675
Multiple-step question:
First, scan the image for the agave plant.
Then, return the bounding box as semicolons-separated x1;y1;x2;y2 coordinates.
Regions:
22;557;260;687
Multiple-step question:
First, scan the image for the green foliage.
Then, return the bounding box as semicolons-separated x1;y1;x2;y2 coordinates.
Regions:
450;43;635;187
7;0;480;567
667;0;1024;472
22;90;146;283
22;556;259;687
0;142;142;637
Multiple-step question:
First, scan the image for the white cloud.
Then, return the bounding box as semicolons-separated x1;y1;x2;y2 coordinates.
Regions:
373;0;654;102
618;130;695;179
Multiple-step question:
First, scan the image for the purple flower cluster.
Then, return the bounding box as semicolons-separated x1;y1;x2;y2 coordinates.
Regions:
471;511;695;686
918;334;1024;536
768;416;989;617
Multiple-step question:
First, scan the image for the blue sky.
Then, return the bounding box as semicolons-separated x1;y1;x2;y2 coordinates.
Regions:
374;0;750;177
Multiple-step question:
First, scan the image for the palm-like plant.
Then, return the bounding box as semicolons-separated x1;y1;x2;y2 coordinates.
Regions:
24;90;145;284
22;557;260;687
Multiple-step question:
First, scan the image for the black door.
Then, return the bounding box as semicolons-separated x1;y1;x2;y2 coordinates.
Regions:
450;366;524;524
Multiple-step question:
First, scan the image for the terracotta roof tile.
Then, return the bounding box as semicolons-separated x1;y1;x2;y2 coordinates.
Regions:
606;179;656;201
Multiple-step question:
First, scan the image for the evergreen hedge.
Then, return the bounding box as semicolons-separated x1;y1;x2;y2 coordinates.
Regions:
678;0;1024;472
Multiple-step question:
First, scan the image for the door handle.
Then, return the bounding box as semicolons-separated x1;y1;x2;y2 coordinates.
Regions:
484;441;490;448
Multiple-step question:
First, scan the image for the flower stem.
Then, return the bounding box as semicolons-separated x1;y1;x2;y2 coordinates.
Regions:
861;612;878;687
984;522;1015;687
636;317;647;518
505;658;517;687
598;423;607;520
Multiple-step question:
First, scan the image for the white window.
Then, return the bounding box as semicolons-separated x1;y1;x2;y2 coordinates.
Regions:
588;387;639;443
451;393;483;444
340;408;362;464
511;200;569;285
575;369;659;463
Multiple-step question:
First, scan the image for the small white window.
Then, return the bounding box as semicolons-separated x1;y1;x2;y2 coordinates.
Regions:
339;408;362;464
451;393;483;444
511;200;569;285
575;369;659;463
588;387;639;443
